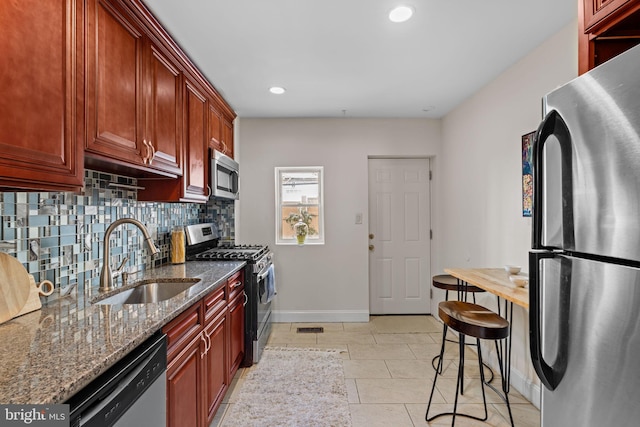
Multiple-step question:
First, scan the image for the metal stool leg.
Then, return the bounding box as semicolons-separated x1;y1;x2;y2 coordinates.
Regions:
426;330;490;425
476;339;489;422
425;324;448;421
495;340;515;427
450;334;465;425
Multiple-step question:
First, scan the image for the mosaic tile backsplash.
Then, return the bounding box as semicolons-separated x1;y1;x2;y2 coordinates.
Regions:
0;170;235;301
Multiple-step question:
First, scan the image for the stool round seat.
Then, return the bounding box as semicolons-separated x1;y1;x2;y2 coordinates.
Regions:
432;274;484;293
438;301;509;340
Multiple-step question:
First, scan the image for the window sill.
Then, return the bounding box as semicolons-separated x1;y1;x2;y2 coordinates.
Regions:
276;241;325;246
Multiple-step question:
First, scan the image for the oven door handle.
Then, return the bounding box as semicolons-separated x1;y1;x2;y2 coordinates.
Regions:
257;267;271;282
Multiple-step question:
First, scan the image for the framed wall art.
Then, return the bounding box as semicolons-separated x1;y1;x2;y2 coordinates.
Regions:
521;131;535;217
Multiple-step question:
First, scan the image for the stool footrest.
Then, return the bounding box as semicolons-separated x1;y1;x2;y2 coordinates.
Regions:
426;411;488;424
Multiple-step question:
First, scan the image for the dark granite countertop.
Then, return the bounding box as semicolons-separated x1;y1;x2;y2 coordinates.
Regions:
0;260;245;404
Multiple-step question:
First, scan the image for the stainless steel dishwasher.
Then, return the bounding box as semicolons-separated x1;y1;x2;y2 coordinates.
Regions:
67;332;167;427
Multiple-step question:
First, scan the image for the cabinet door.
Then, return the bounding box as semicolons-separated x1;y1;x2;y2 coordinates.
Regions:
208;103;223;153
221;118;234;158
227;270;244;301
228;291;245;378
86;0;145;165
163;301;203;360
584;0;632;32
579;0;640;74
146;43;182;175
204;310;228;425
167;333;206;427
183;79;209;202
0;0;83;191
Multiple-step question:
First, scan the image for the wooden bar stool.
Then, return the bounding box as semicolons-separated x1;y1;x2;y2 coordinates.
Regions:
432;274;485;302
431;275;493;381
426;301;515;427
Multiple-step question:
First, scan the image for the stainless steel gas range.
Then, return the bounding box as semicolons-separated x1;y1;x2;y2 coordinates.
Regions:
184;223;274;366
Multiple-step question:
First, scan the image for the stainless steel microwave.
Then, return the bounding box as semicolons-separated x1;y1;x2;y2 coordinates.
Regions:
211;150;239;199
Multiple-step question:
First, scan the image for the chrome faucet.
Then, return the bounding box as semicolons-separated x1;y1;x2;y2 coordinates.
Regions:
99;218;160;292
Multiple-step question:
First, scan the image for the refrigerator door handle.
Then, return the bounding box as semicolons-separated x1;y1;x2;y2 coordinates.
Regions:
529;251;569;390
532;110;574;249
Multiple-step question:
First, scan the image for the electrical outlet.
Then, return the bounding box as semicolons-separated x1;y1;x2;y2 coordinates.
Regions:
355;213;363;224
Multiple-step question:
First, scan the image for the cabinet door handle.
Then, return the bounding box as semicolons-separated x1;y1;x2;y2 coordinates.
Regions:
207;185;212;198
243;291;248;307
205;330;212;354
232;281;242;289
200;333;210;358
148;140;156;163
142;140;150;165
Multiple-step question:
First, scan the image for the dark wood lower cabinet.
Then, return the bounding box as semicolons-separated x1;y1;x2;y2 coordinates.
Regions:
205;310;228;425
228;290;245;379
164;274;243;427
166;333;205;427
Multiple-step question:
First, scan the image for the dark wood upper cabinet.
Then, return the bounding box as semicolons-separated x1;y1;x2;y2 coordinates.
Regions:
222;118;235;159
1;0;236;194
85;0;145;166
208;104;223;152
85;0;183;177
209;101;235;159
146;44;183;176
139;76;209;203
183;79;210;202
579;0;640;74
0;0;84;192
584;0;634;31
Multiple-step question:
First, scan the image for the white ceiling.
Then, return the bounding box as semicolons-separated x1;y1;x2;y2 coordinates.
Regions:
144;0;577;118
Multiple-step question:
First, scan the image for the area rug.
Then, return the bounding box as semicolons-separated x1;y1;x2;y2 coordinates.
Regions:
222;347;352;427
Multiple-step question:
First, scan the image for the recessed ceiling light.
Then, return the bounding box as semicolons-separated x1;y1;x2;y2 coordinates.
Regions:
269;86;286;95
389;5;414;23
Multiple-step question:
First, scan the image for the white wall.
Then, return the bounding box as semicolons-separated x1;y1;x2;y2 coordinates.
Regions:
438;20;578;406
236;119;441;322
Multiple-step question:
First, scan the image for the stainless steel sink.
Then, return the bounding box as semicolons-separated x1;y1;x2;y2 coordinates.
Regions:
94;278;201;305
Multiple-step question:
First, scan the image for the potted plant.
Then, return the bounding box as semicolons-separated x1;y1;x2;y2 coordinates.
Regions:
284;209;316;244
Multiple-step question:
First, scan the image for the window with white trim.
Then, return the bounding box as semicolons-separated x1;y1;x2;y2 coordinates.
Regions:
275;166;325;245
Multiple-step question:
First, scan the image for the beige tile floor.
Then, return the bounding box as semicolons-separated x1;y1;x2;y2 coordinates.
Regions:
211;315;540;427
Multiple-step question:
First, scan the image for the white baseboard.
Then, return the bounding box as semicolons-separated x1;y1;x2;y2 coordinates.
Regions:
510;367;541;409
272;310;370;323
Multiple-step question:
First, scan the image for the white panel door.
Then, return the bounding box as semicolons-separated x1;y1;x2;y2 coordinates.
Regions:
368;158;431;314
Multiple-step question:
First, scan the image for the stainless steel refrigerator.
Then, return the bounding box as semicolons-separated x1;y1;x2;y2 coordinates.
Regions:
530;44;640;427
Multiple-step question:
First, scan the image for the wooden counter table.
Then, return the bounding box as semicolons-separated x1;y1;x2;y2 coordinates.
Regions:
442;267;529;401
444;268;529;309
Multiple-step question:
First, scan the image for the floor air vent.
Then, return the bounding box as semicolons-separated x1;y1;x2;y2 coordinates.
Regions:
297;327;324;333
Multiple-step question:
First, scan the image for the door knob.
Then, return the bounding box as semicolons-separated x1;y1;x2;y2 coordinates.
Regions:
369;245;374;251
369;234;374;239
